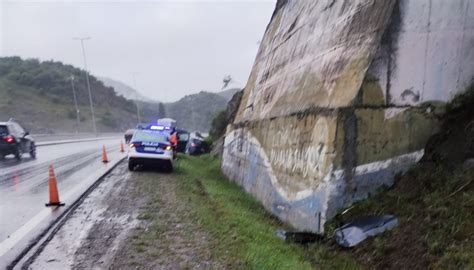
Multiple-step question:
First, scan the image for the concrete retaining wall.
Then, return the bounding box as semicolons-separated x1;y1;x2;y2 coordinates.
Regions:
222;0;474;232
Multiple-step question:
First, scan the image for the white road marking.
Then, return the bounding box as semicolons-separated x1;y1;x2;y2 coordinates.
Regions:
0;157;121;258
0;209;50;256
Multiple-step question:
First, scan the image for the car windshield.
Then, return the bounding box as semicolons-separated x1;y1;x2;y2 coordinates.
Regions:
132;131;168;143
0;125;8;136
179;133;189;141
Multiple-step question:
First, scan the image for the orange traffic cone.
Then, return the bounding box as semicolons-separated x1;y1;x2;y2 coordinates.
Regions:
120;140;125;153
45;165;65;207
102;145;109;163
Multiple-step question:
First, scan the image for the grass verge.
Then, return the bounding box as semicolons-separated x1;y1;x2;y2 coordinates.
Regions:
333;163;474;269
174;154;361;269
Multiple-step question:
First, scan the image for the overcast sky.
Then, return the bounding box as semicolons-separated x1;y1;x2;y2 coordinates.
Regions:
0;0;275;102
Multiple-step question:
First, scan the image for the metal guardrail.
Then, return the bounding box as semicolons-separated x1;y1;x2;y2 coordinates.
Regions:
36;136;119;147
31;132;120;137
32;133;122;143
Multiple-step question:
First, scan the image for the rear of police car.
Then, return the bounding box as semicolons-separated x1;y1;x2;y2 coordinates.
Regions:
128;126;174;172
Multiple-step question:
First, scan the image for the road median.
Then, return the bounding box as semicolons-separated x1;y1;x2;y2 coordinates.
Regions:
36;136;119;147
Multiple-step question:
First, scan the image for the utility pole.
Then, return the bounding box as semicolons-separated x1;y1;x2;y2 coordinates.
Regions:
70;75;81;133
73;37;97;135
131;72;141;123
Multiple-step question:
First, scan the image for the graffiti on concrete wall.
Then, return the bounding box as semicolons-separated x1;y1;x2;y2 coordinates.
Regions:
224;114;336;201
268;118;330;181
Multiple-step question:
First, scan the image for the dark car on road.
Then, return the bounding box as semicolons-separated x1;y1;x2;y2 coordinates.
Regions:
0;120;36;160
176;129;189;153
185;132;210;155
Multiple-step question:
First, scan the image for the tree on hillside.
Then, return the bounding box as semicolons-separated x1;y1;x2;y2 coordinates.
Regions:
209;110;227;140
222;75;232;89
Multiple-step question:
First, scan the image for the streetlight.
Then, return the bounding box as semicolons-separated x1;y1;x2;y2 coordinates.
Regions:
131;72;141;123
70;75;81;133
73;36;97;135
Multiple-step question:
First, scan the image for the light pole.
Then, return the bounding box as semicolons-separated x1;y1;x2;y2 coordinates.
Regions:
131;72;141;123
73;37;97;135
70;75;81;133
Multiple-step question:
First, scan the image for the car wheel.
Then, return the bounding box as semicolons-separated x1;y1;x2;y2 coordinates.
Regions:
14;147;22;160
30;143;36;159
165;161;173;173
128;161;135;171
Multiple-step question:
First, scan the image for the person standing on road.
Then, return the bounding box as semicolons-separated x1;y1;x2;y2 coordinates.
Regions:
169;128;178;158
170;129;178;147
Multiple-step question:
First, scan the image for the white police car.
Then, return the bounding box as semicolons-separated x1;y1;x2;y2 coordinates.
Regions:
128;126;173;171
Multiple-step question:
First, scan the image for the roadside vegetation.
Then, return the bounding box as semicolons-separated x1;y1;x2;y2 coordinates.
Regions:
334;162;474;269
208;109;227;142
173;154;361;269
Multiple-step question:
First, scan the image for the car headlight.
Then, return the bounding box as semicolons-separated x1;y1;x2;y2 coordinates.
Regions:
165;145;172;151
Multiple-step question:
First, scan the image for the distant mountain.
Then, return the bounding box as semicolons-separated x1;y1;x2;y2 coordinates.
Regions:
98;77;239;132
92;76;232;132
129;90;230;132
164;91;228;132
217;87;240;102
98;76;151;102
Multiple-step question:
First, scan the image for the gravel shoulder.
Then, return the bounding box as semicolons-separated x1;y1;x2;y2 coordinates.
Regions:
29;162;220;269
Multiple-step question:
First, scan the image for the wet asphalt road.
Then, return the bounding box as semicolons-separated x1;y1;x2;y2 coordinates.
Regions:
0;138;126;268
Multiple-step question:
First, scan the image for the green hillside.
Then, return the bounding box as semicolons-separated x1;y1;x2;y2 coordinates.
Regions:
0;57;158;133
164;91;228;132
0;56;232;134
